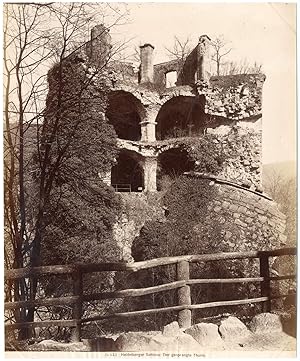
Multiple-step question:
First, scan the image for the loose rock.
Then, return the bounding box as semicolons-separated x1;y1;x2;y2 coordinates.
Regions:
27;339;88;352
219;316;252;342
115;332;201;352
162;321;182;337
185;322;225;348
249;313;283;334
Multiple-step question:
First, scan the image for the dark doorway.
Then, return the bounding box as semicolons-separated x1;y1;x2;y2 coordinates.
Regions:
106;91;144;141
111;150;144;192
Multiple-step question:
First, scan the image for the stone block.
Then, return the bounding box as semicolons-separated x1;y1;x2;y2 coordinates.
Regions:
229;192;241;201
237;205;247;213
219;316;252;342
27;340;89;352
83;337;116;351
278;233;287;244
242;180;252;188
267;219;276;227
184;323;225;347
162;321;182;337
222;201;230;209
245;209;254;216
234;219;247;227
219;216;226;224
249;313;283;334
115;332;201;352
229;204;239;212
224;231;232;240
258;215;267;223
255;184;263;193
115;332;156;351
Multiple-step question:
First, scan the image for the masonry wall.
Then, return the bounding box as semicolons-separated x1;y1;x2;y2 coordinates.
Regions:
153;59;182;87
207;125;262;187
206;74;265;120
190;176;287;252
113;192;165;261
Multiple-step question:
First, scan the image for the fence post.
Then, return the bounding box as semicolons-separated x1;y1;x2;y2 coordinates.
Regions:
259;255;271;312
177;261;191;328
71;265;83;342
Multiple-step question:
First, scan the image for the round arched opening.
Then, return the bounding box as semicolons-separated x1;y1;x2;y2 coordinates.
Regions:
156;95;206;140
106;91;144;141
111;150;144;192
157;148;194;191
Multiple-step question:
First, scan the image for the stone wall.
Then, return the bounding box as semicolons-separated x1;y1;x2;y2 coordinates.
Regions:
113;192;165;261
207;125;262;187
205;74;265;120
114;174;287;269
153;59;182;86
188;174;287;254
115;123;262;189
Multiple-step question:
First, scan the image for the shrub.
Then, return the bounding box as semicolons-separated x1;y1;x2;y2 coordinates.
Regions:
128;176;261;330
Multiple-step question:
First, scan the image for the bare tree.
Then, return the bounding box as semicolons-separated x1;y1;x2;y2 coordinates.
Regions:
4;2;129;340
223;58;263;75
165;35;193;73
211;35;232;76
263;168;296;246
4;4;56;338
165;35;192;61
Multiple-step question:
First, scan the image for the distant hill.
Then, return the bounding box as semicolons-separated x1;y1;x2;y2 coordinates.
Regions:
262;160;296;185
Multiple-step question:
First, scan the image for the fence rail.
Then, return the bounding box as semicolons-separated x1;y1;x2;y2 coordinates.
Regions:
5;247;296;341
111;184;131;192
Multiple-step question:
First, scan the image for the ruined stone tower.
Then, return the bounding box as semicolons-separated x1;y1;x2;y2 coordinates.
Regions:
92;27;265;194
47;25;287;261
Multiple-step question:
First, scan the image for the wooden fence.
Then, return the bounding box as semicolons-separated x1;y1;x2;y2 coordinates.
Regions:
4;247;296;341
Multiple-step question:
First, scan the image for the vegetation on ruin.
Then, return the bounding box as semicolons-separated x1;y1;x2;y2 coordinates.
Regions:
4;2;128;340
40;58;121;268
4;2;294;345
128;176;261;330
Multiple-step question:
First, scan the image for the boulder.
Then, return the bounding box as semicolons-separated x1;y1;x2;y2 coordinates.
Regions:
27;339;88;352
185;322;225;348
115;332;155;351
174;333;203;352
249;313;283;334
219;316;252;342
83;337;116;351
162;321;182;337
115;331;201;352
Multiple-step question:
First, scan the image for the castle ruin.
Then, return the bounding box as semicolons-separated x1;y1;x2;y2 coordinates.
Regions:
84;25;266;193
47;25;287;261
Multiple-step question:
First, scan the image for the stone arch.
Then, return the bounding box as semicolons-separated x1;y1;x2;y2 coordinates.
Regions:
111;149;144;192
157;147;194;191
155;95;206;140
106;91;146;141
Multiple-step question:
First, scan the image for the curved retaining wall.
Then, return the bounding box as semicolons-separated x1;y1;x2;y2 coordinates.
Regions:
188;174;287;252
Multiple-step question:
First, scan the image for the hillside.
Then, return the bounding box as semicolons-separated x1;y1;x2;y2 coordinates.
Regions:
262;160;296;184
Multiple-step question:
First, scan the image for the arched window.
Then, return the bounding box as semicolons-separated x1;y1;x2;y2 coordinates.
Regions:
155;96;206;140
106;91;145;141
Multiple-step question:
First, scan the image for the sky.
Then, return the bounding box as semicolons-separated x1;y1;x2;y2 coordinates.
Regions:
111;2;296;165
